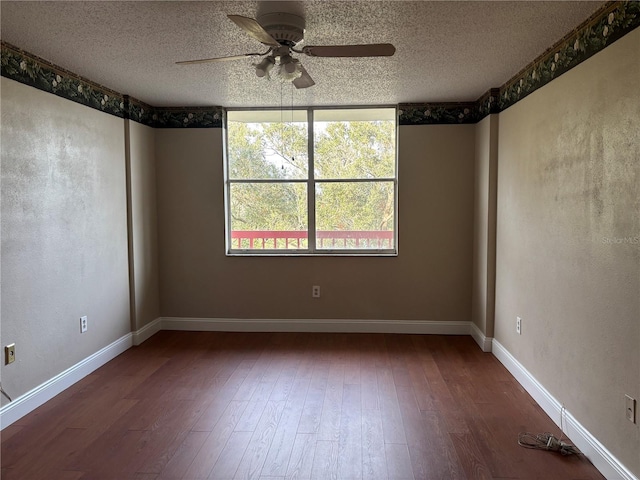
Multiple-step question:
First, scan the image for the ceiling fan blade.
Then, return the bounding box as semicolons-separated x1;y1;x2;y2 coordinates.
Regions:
228;15;281;48
302;43;396;58
293;65;315;89
176;53;265;65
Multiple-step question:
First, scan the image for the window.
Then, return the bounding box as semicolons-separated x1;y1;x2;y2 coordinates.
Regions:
225;107;397;255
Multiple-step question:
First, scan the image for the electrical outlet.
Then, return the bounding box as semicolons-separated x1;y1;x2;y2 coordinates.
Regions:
516;316;522;335
80;316;88;333
4;344;15;365
625;395;636;423
312;285;320;298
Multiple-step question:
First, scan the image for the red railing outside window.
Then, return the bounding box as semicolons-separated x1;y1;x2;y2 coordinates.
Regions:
231;231;394;250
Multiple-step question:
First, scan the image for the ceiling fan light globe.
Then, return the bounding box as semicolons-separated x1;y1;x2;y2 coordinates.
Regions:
255;64;272;77
255;57;275;77
284;62;297;74
278;64;302;81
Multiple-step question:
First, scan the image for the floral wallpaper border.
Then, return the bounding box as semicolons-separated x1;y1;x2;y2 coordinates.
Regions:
399;0;639;125
2;1;638;128
1;42;127;118
150;107;223;128
0;42;223;128
126;97;223;128
398;102;478;126
496;0;639;113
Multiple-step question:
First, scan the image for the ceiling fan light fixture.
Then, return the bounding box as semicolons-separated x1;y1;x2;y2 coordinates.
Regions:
275;55;302;81
177;11;396;91
282;55;298;74
278;59;302;81
255;56;275;77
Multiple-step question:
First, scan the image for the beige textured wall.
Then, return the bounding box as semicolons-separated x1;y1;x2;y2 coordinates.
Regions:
128;121;160;330
472;114;499;338
156;125;474;321
495;28;640;474
0;78;131;404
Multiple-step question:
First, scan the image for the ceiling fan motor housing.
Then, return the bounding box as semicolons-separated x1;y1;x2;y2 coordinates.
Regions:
258;12;305;47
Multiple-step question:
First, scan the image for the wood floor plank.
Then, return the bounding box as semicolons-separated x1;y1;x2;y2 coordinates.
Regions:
8;373;98;427
0;425;23;444
449;431;493;480
93;347;169;379
0;332;605;480
233;399;285;479
235;380;277;432
2;390;136;469
8;427;90;478
191;386;241;432
80;428;148;477
285;433;316;480
402;340;437;412
360;360;380;412
3;469;86;480
156;430;209;480
376;366;407;445
317;363;345;442
385;335;414;389
268;362;299;405
342;338;362;385
396;384;424;446
182;400;249;480
66;386;143;430
127;426;191;475
21;398;138;472
310;440;339;480
207;430;252;479
361;408;388;480
223;358;259;392
412;341;464;423
338;383;362;480
262;377;310;477
233;347;278;402
385;442;415;480
396;382;453;480
409;411;466;480
460;396;523;479
297;362;329;434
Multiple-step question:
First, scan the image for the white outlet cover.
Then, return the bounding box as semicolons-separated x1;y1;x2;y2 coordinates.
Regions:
80;316;88;333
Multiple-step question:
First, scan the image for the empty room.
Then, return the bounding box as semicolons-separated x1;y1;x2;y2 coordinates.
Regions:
1;1;638;479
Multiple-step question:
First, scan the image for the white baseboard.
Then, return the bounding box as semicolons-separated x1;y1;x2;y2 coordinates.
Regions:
132;317;162;346
160;317;472;335
492;340;637;480
470;322;493;352
0;333;132;430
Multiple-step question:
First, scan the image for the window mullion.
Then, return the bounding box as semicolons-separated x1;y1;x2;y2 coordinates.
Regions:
228;179;308;184
307;108;316;252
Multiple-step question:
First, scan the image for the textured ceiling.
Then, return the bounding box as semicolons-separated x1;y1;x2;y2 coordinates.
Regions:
1;1;603;108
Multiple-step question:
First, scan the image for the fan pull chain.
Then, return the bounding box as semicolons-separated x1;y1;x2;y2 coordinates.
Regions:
280;81;285;169
291;83;295;162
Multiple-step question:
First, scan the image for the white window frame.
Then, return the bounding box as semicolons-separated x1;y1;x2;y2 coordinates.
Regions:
224;106;398;256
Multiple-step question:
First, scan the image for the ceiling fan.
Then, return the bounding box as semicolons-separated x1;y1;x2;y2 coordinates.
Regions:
176;12;396;89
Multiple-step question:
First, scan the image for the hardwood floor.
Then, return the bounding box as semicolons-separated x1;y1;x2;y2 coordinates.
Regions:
1;331;604;479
